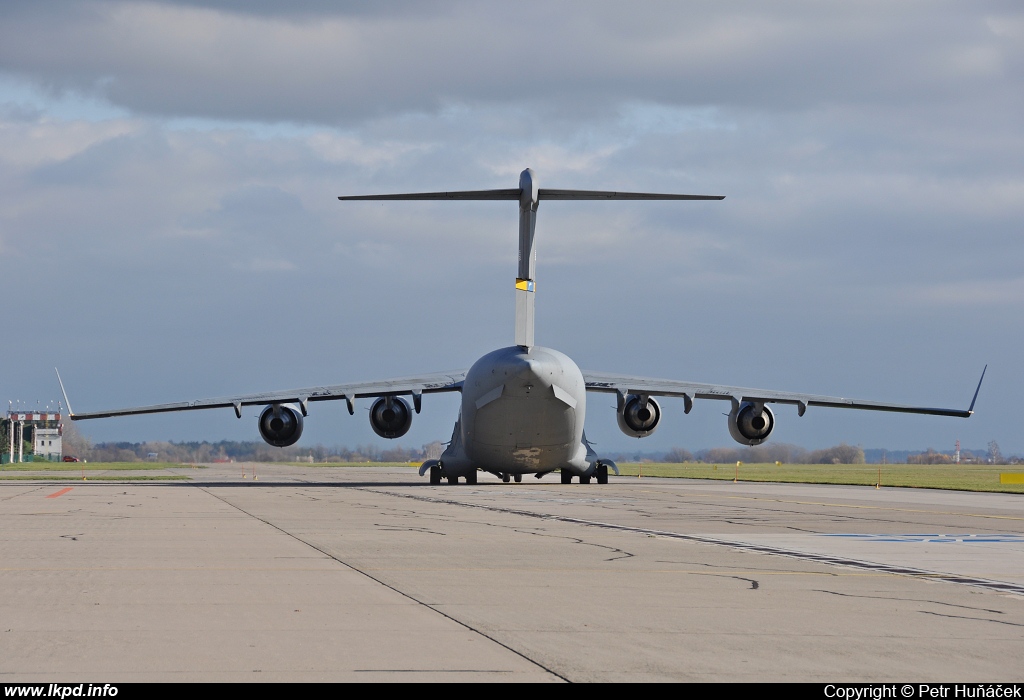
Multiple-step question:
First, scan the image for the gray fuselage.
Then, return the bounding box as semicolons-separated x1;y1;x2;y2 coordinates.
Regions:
441;345;592;477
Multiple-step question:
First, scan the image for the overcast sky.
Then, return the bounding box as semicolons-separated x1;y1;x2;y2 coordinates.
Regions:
1;1;1021;455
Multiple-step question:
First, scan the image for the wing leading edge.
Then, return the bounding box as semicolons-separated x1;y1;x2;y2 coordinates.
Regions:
581;366;986;418
58;369;467;421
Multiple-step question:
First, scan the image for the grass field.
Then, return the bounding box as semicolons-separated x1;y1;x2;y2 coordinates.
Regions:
615;462;1024;494
0;462;196;472
0;474;190;481
2;460;1021;493
282;461;418;468
281;460;1024;494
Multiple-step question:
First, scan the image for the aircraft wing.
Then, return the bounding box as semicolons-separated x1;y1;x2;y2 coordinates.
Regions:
59;370;467;421
581;367;986;418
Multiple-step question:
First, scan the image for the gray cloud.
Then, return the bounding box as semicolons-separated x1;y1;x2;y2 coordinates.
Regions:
0;1;1020;454
0;2;1021;124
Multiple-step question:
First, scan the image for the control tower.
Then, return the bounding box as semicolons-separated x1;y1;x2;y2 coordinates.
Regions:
2;410;62;464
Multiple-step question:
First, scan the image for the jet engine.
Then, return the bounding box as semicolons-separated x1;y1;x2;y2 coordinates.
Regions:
617;394;661;438
369;396;413;439
258;403;304;447
728;402;775;446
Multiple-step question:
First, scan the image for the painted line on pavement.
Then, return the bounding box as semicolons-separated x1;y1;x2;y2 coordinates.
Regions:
380;488;1024;597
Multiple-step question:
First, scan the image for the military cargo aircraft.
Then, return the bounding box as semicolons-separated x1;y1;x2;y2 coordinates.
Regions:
58;168;985;485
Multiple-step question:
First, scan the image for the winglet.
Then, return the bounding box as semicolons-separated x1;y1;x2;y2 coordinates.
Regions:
967;365;987;415
55;368;74;417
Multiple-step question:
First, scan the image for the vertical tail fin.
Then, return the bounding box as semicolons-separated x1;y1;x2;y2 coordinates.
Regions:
515;168;538;349
337;168;722;352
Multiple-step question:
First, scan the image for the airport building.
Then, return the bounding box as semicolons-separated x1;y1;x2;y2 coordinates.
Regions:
1;411;63;464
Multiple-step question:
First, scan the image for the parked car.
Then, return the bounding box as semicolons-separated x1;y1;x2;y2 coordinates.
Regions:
62;456;80;462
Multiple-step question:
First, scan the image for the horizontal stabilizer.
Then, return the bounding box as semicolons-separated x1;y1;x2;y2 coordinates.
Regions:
538;189;724;200
340;189;724;201
339;170;725;351
339;189;520;201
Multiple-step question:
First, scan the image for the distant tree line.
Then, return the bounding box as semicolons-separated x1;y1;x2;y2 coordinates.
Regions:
57;421;1018;465
60;421;446;463
74;439;447;464
656;443;866;465
71;438;866;465
660;441;1020;465
906;441;1015;465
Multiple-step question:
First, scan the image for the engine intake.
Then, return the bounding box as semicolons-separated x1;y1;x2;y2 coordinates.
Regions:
258;403;304;447
617;394;661;438
370;396;413;439
728;402;775;446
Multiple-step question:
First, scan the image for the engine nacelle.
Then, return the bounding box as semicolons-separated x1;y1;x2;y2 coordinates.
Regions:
728;402;775;446
258;403;304;447
369;396;413;439
617;394;661;438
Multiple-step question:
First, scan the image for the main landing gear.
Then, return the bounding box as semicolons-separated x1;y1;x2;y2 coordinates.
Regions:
559;463;609;484
429;465;477;485
427;464;608;485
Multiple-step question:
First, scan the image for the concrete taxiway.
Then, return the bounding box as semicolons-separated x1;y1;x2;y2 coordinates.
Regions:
1;463;1023;682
